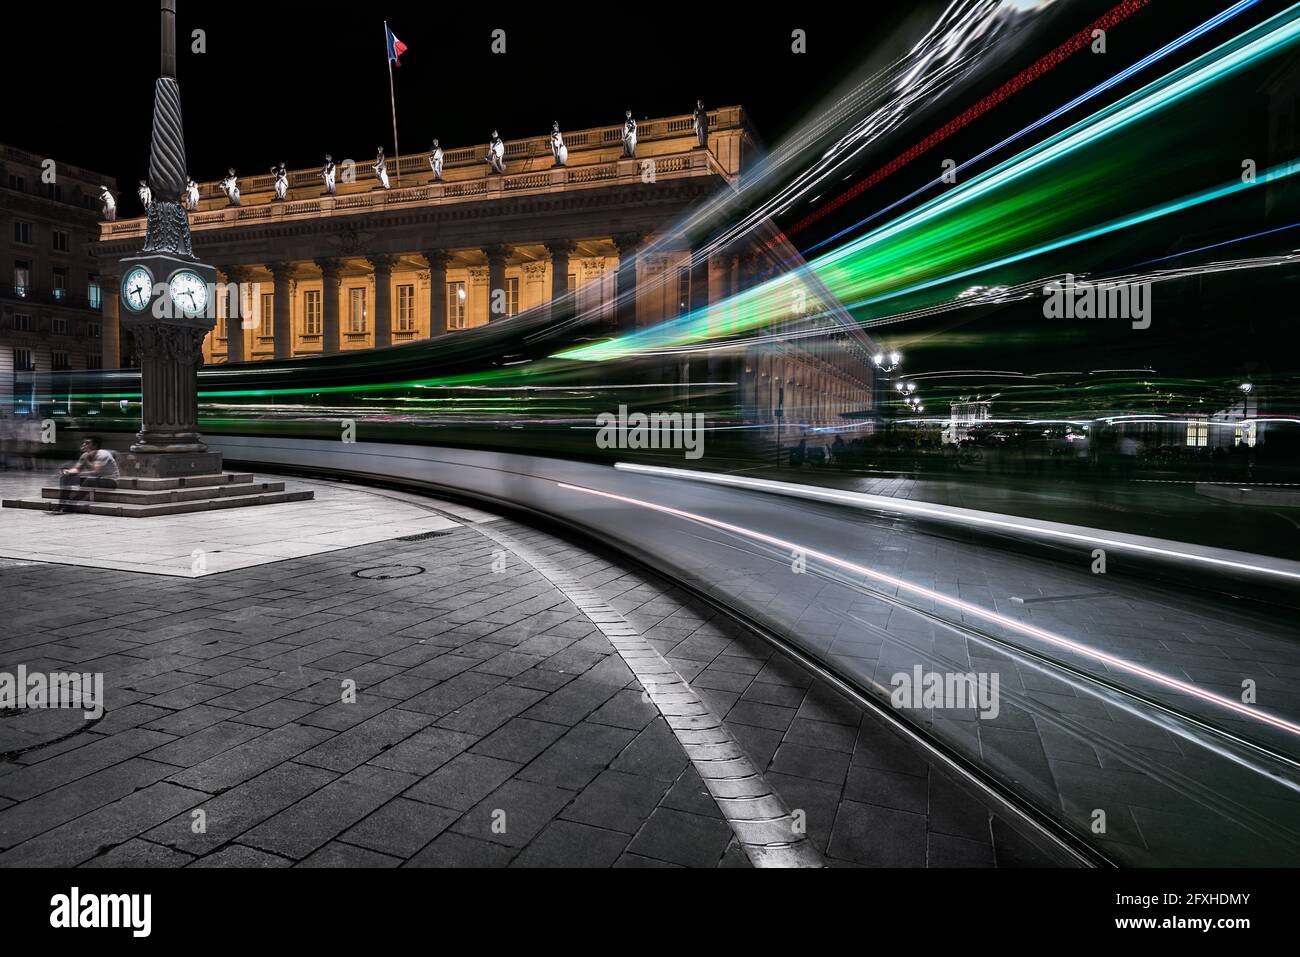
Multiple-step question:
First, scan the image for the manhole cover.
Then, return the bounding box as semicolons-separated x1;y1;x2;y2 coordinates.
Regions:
353;565;425;580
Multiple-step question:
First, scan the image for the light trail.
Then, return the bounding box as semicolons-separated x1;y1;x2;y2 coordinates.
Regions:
556;479;1300;740
788;0;1157;246
613;462;1300;582
557;5;1300;363
800;0;1259;255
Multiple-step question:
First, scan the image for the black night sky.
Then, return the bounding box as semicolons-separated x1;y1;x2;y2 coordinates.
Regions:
7;2;929;188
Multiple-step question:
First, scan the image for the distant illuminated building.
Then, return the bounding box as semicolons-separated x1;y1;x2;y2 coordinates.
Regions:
944;399;991;444
1;143;112;413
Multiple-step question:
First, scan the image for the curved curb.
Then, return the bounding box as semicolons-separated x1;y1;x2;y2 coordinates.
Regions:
471;521;824;868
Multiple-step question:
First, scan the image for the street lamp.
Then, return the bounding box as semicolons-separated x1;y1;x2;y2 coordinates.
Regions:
873;351;902;373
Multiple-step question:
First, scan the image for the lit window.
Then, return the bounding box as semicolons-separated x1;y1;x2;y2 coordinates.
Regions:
1185;420;1208;447
14;261;30;297
349;288;367;333
215;291;227;329
447;281;466;329
397;284;416;331
303;290;322;336
53;268;67;301
505;277;519;317
88;280;102;310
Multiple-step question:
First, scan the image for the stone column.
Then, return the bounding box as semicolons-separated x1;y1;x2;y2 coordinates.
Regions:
484;244;509;322
369;254;396;347
545;239;573;300
127;322;209;452
315;259;342;355
614;233;641;335
544;240;574;325
689;248;710;318
422;250;450;337
705;251;737;380
267;262;296;360
218;266;249;363
101;272;121;369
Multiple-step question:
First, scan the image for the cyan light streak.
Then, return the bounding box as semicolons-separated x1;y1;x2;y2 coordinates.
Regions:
803;0;1262;255
837;158;1300;314
557;4;1300;363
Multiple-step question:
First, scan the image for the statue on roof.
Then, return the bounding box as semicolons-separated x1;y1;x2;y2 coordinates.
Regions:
550;121;568;167
622;111;637;157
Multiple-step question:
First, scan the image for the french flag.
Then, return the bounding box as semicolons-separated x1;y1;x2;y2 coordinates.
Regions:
385;22;407;67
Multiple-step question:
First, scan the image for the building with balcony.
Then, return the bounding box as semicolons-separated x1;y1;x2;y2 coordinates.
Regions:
0;144;111;413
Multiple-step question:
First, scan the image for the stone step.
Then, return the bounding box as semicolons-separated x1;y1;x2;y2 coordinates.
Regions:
93;472;256;491
40;480;286;505
3;489;314;518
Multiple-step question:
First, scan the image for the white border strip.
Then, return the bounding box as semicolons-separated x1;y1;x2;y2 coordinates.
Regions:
614;463;1300;584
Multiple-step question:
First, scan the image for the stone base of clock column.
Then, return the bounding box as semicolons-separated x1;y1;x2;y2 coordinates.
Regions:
123;317;213;454
120;450;225;478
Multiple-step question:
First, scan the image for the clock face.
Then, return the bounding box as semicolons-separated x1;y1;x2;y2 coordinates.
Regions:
121;266;153;313
168;270;210;317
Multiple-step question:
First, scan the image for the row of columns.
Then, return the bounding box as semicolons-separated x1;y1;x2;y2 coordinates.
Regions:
213;239;608;360
97;234;749;368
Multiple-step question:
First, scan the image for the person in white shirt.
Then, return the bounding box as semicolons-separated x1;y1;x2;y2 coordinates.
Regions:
54;437;119;512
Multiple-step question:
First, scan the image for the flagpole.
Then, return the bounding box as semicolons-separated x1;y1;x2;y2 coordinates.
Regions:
385;21;401;188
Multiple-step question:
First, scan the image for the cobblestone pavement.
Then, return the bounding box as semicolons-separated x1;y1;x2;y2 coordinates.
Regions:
0;481;1066;867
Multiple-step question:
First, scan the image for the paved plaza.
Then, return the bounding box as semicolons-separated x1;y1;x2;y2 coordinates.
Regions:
0;471;477;577
0;472;1058;867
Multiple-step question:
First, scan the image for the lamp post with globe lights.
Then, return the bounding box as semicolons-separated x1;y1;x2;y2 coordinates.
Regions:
872;351;902;440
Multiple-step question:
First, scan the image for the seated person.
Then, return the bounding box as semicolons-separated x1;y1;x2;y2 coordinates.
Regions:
55;437;119;512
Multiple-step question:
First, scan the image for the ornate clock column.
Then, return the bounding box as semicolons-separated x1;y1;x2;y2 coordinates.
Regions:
1;0;315;516
118;0;220;475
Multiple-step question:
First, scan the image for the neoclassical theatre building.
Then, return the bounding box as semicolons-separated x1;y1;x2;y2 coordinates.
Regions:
92;107;877;429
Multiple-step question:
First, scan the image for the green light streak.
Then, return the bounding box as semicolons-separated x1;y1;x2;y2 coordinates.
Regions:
556;6;1300;363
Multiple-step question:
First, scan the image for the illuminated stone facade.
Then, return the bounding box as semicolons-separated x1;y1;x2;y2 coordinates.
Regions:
93;107;877;430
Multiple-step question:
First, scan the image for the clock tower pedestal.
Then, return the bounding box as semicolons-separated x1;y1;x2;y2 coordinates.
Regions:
119;249;217;466
2;1;314;517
